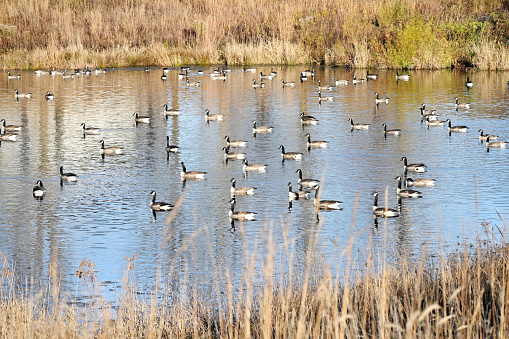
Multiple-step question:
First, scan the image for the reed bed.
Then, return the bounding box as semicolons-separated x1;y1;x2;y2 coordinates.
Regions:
1;213;508;338
0;0;508;69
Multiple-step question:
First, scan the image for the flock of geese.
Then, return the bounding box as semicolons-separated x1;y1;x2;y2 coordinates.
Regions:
2;67;508;227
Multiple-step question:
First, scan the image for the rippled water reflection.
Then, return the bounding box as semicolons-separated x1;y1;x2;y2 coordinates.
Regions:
1;67;508;300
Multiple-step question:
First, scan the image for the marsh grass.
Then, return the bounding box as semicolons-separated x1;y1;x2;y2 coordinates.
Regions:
0;0;508;69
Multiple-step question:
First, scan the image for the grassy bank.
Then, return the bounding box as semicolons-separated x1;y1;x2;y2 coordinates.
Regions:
1;217;508;338
0;0;508;70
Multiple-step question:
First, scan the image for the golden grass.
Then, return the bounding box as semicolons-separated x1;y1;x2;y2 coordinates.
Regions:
0;0;508;69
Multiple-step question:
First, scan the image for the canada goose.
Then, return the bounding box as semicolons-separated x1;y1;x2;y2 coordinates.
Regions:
178;69;188;79
295;169;320;189
288;182;310;200
242;159;267;173
223;147;246;160
300;74;308;82
372;192;399;217
401;156;426;173
62;70;74;79
204;109;224;121
252;121;273;133
301;69;314;77
145;67;150;73
49;68;57;75
161;73;167;81
366;71;378;80
259;72;273;80
348;118;369;130
352;76;364;85
279;145;303;160
60;166;77;182
446;119;468;133
314;185;342;210
229;198;257;221
180;161;206;180
33;180;45;198
81;123;99;135
35;70;49;75
396;176;422;198
99;140;123;155
300;112;318;125
163;104;180;117
270;68;277;76
84;68;91;75
382;123;401;136
465;77;473;88
8;71;20;79
405;177;436;187
224;135;247;148
150;191;174;211
242;67;257;73
230;178;256;196
196;70;204;75
281;80;295;87
186;79;200;87
318;80;333;91
375;92;389;104
478;129;498;141
334;78;348;85
45;91;55;100
211;72;227;81
133;112;150;124
420;104;437;116
425;116;447;126
318;91;333;102
455;97;470;109
252;79;265;88
165;136;179;153
485;136;508;148
305;133;328;148
1;119;21;132
0;126;17;141
14;89;32;99
396;71;410;81
163;67;170;74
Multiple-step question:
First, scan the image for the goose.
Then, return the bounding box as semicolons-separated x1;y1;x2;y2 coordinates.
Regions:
163;67;170;74
165;136;179;153
210;71;227;80
318;91;333;102
401;156;426;173
425;116;447;126
421;104;437;116
396;176;422;198
318;80;333;91
259;72;273;80
300;112;318;125
305;133;328;148
242;67;257;73
180;161;206;180
334;78;348;85
281;80;295;87
382;123;401;136
375;92;389;104
99;140;123;155
465;77;473;88
60;166;77;182
14;89;32;99
314;185;342;210
133;112;150;124
62;70;74;79
49;68;57;75
372;192;399;217
288;182;310;200
178;69;188;79
186;79;200;87
352;76;364;85
7;71;20;80
252;79;265;88
1;119;21;132
301;69;314;77
242;159;267;173
229;198;257;221
300;74;309;82
81;123;99;135
485;136;508;148
84;68;92;75
478;129;498;141
405;177;436;187
366;71;378;80
163;104;180;117
279;145;303;160
295;169;320;189
204;109;224;121
0;126;17;141
252;121;273;133
149;191;174;211
396;71;410;81
161;73;167;81
196;70;204;75
446;119;468;133
144;67;150;73
224;135;247;148
230;178;256;196
45;91;55;100
223;147;246;160
35;70;49;75
33;180;45;198
455;97;470;109
348;118;369;130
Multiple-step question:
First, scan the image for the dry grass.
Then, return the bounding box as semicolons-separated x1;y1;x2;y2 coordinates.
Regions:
0;0;508;69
